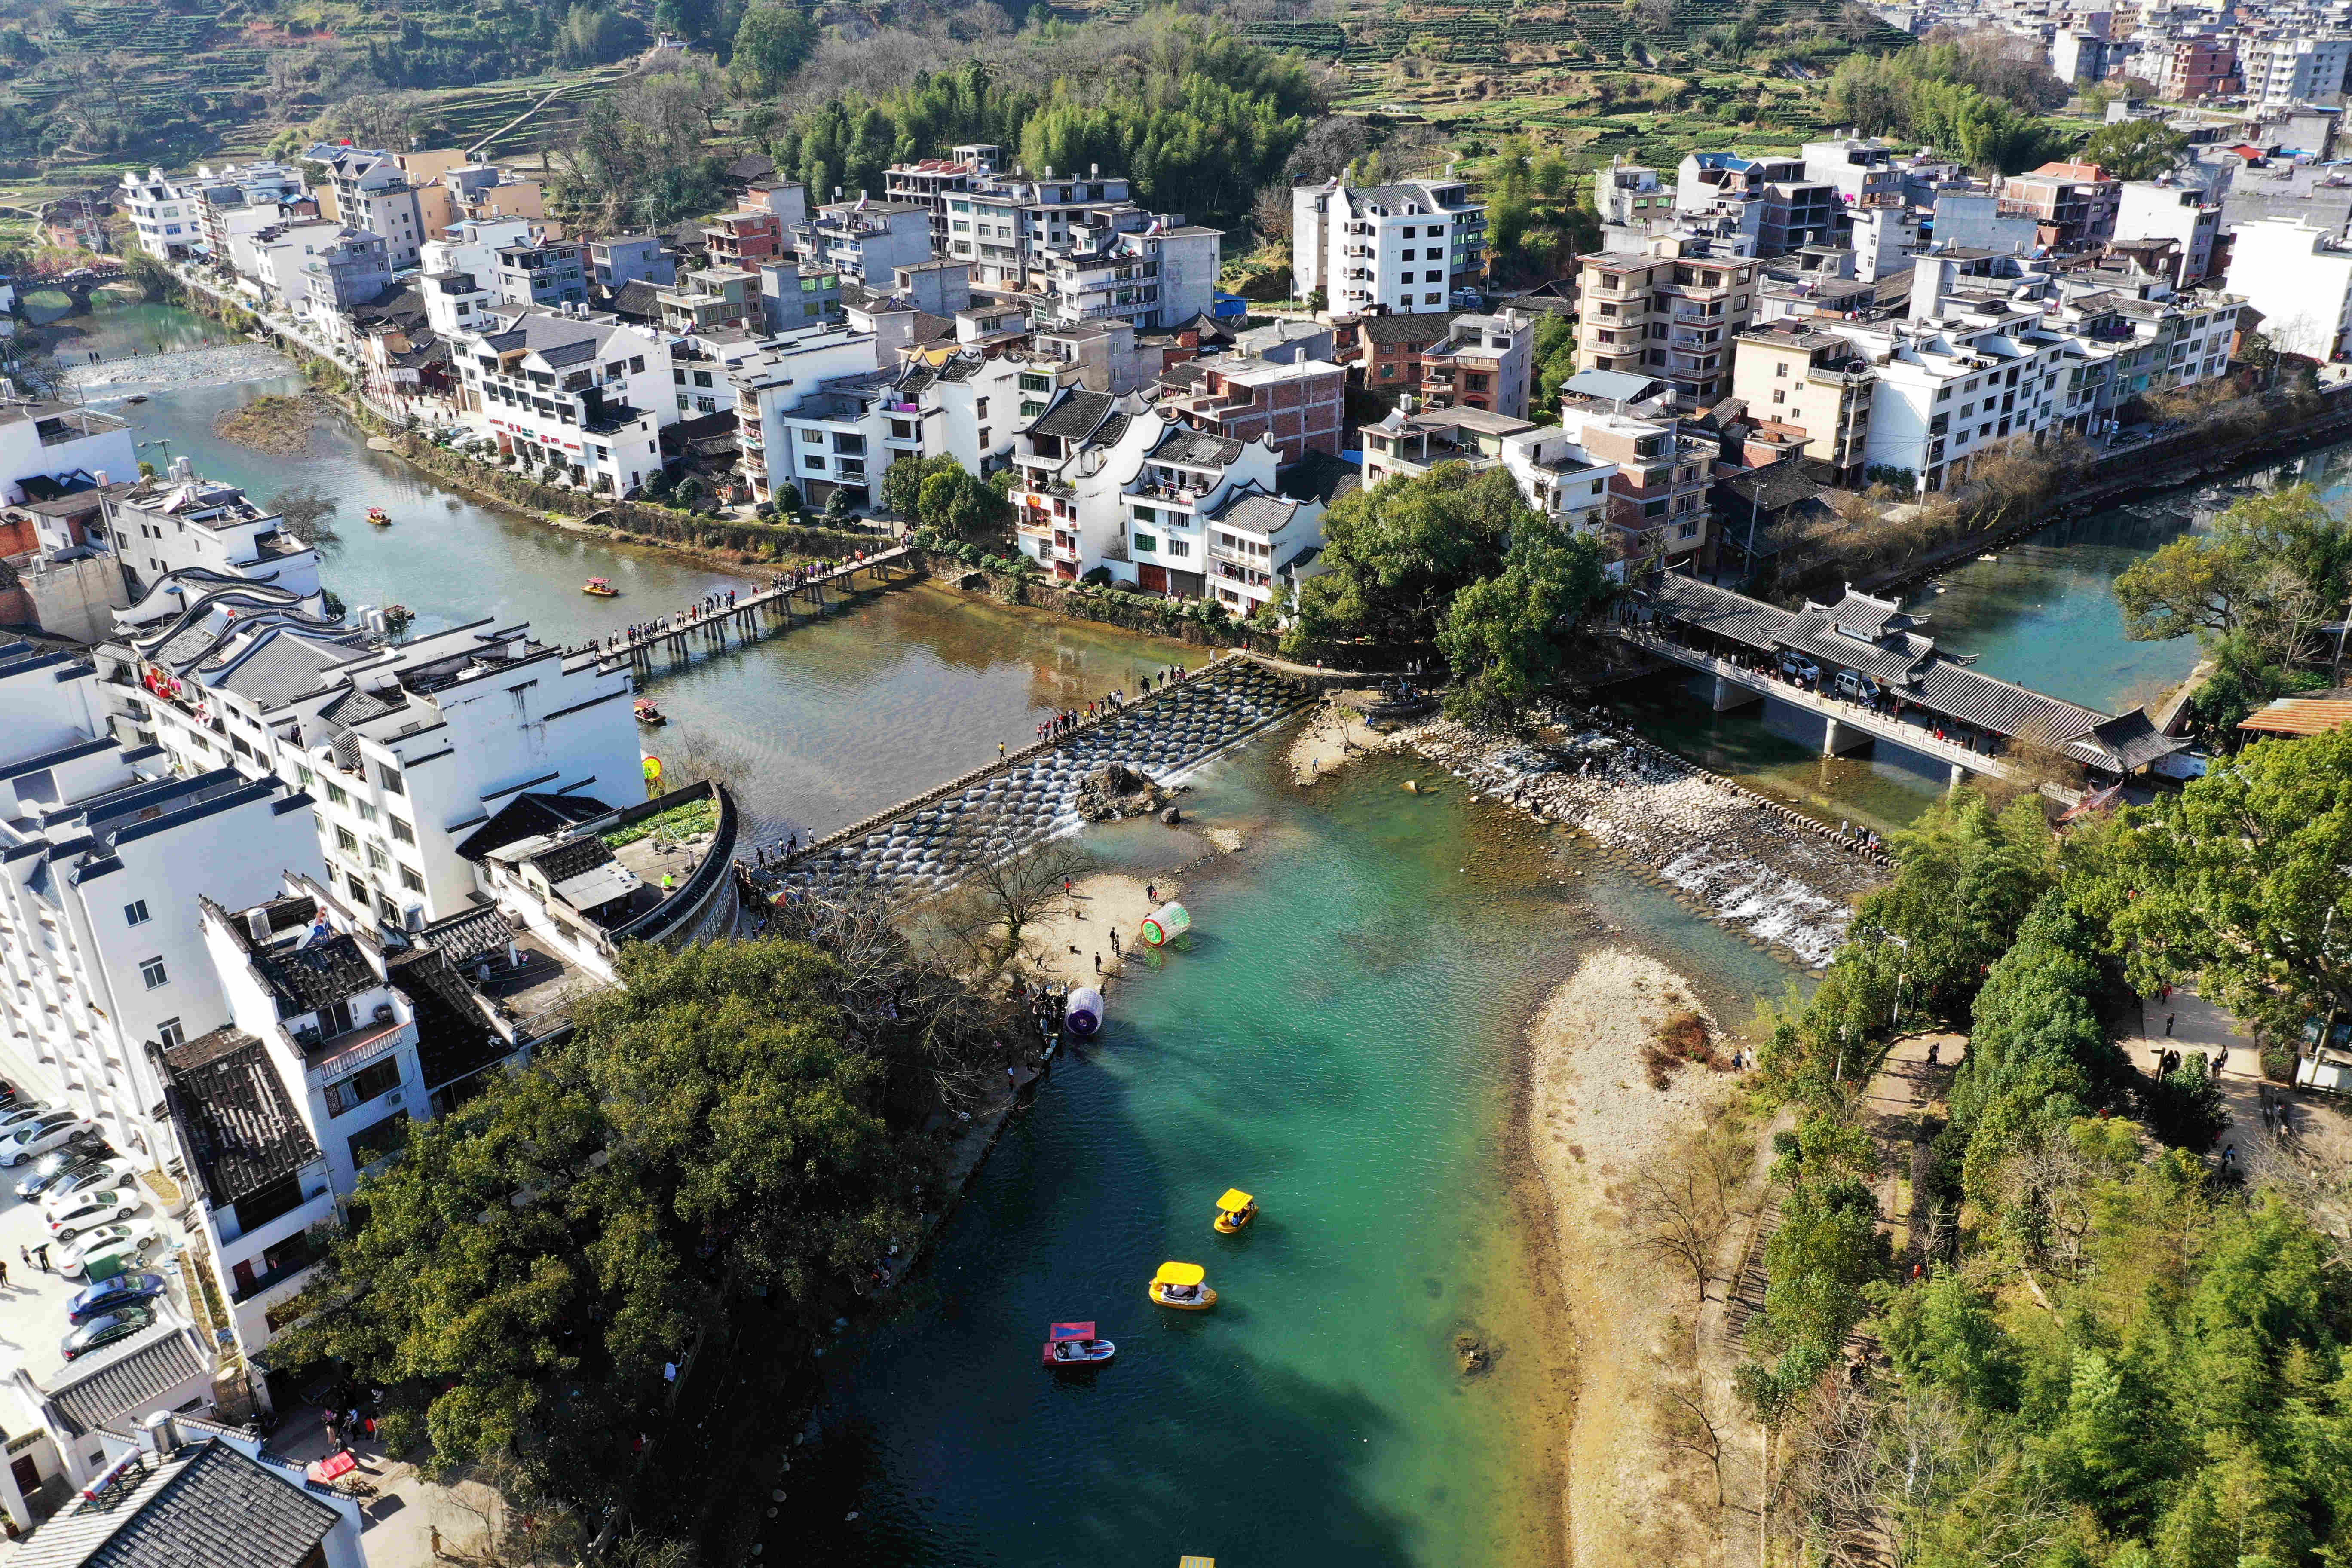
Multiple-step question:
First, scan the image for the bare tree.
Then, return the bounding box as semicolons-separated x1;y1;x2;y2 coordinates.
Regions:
931;839;1091;981
1626;1162;1735;1302
266;485;343;561
1658;1375;1727;1508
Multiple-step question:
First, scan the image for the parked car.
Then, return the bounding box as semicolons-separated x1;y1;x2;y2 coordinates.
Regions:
0;1100;56;1136
59;1305;156;1362
46;1190;139;1242
37;1161;130;1213
58;1221;162;1279
65;1271;167;1325
17;1151;110;1200
2;1115;100;1165
1778;655;1821;684
0;1078;17;1109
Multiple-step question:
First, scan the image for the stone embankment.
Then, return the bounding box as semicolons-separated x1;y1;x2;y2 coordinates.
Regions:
1403;709;1886;967
769;656;1313;900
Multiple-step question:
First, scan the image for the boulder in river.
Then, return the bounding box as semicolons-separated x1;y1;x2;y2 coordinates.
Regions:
1075;762;1168;822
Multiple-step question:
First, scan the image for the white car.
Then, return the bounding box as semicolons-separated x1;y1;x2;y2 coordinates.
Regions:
40;1162;132;1216
45;1190;139;1242
0;1100;56;1136
1;1115;98;1166
58;1221;162;1279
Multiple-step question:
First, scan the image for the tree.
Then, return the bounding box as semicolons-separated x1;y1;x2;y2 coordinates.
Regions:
2095;727;2352;1046
266;485;343;561
2114;485;2352;659
730;4;818;97
1284;463;1526;651
1436;527;1611;725
882;453;960;520
2076;116;2189;181
916;466;1009;542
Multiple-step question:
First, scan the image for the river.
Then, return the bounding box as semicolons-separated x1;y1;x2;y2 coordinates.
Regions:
80;294;2324;1565
1609;435;2352;838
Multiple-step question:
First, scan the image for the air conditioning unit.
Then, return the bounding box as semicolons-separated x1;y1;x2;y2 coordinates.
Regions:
386;1089;403;1106
372;1003;394;1025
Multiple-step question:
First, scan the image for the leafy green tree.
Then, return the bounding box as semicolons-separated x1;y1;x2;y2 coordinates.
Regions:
731;3;818;97
916;466;1011;542
1874;1269;2019;1412
2093;727;2352;1045
882;453;961;520
2076;116;2189;180
2113;486;2352;680
1283;463;1525;650
1436;527;1611;725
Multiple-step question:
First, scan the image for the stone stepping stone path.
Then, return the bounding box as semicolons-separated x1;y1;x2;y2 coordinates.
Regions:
781;659;1311;900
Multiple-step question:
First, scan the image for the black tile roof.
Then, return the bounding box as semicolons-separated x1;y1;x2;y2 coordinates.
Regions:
454;792;613;863
531;836;614;882
1145;427;1244;468
13;1437;339;1567
1029;390;1118;441
44;1331;213;1441
249;932;377;1016
158;1029;322;1208
1359;310;1459;346
387;946;511;1093
1277;450;1360;506
1648;573;1796;650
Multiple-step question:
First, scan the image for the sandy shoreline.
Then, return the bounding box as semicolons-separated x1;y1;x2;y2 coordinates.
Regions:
1018;871;1173;989
1286;692;1398;786
1526;948;1752;1568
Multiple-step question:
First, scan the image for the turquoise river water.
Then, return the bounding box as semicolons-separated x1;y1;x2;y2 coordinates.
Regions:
66;296;2351;1563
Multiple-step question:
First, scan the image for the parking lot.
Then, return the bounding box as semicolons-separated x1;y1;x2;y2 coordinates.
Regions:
0;1147;194;1387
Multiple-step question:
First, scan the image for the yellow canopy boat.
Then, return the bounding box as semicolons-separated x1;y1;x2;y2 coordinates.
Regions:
1213;1188;1256;1234
1148;1261;1216;1311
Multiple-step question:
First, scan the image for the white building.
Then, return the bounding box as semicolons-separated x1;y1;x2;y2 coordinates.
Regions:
0;401;135;503
1292;175;1488;315
2241;35;2352;111
1037;222;1222;331
117;169;198;261
726;325;889;509
101;472;319;600
1818;311;2076;490
227;217;344;312
450;308;674;495
0;640;325;1171
888;349;1027;476
2223;214;2352;359
2118;178;2223;285
96;604;644;932
303;144;427;270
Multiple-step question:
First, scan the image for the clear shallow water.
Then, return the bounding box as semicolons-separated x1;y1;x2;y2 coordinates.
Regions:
1622;435;2352;833
785;745;1794;1568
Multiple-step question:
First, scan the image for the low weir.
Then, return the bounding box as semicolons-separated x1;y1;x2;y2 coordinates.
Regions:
749;655;1315;900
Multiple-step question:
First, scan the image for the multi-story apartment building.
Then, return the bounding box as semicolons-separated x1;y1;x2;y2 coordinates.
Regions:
2241;34;2352;111
1816;310;2076;490
702;208;785;270
492;239;589;308
1997;160;2123;251
300;230;394;318
1677;153;1840;256
1418;310;1535;420
1154;355;1346;462
0;399;136;502
935;161;1164;293
884;143;1005;242
792;199;934;286
2050;26;2112;82
1574;235;1761;406
1730;320;1877;483
726;326;890;509
1291;175;1487;315
1556;403;1714;564
889;348;1027;475
187;162;312;266
2224;213;2352;359
302;144;426;269
1596;160;1672;228
228;216;343;313
591;233;678;291
449;308;671;493
118;168;200;260
658;265;764;335
1038;221;1222;331
1798;138;1912;209
2116;178;2223;285
1356;311;1463;395
0;641;325;1170
1358;406;1615;536
2156;37;2238;99
758;259;845;333
96;595;643;930
444;163;547;233
101;471;319;600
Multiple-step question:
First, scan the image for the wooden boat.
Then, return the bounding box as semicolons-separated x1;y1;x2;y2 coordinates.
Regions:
582;577;619;597
1213;1188;1256;1234
1147;1261;1216;1311
1041;1321;1115;1367
633;698;666;726
365;507;391;527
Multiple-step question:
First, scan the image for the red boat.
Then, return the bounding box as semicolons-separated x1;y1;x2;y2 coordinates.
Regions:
1041;1321;1115;1367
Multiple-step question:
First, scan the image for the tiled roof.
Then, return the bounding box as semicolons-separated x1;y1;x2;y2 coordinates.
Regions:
415;903;514;964
1647;573;1796;650
1145;427;1243;468
1200;487;1298;533
211;633;355;710
12;1438;338;1568
1916;662;2103;746
159;1029;323;1207
387;946;512;1093
531;836;614;883
1277;450;1359;506
1775;610;1936;685
45;1331;212;1439
453;793;613;863
249;932;377;1016
1358;311;1459;346
1029;390;1117;441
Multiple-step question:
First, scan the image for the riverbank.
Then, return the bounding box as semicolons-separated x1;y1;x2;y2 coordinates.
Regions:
213;391;335;454
1525;949;1757;1568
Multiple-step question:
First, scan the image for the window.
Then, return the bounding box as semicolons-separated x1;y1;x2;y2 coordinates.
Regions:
357;801;378;825
124;900;150;926
390;816;414;844
801;429;823;444
693;371;713;388
377;764;403;795
1165;537;1191;558
673;368;687;385
629;356;646;373
325;781;348;807
1772;390;1786;405
139;956;168;990
156;1017;184;1049
399;864;426;893
367;843;390;872
325;1059;402;1117
337;826;360;854
1678;521;1700;539
1134;533;1158;552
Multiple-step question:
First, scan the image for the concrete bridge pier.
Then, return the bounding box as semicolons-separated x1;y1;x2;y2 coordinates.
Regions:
1822;716;1872;757
1711;674;1764;712
1948;761;1966;790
